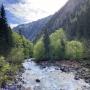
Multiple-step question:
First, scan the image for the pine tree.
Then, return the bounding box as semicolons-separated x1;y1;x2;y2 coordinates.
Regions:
60;38;65;59
0;5;12;55
43;29;50;60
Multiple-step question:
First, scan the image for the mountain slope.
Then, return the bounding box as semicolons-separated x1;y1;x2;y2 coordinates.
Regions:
13;16;52;41
13;0;90;41
44;0;90;40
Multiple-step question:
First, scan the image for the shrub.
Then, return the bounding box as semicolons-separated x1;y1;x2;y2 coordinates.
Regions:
12;32;33;59
0;56;11;85
22;38;33;59
7;48;24;64
33;40;45;61
50;28;66;60
65;41;84;59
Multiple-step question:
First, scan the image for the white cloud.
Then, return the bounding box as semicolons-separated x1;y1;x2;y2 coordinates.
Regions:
4;0;68;25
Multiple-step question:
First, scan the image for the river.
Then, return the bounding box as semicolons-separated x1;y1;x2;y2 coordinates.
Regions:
18;59;90;90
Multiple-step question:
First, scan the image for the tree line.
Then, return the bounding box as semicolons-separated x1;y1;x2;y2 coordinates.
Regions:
33;28;84;61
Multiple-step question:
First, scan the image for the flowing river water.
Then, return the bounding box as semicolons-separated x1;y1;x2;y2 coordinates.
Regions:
19;59;90;90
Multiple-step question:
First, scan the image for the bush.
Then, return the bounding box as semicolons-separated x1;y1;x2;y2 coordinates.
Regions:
0;56;11;85
12;32;33;59
22;38;33;59
7;48;24;64
33;40;45;61
0;56;20;87
65;41;84;59
50;28;66;60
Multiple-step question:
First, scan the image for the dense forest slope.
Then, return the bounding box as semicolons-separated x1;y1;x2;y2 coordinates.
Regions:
45;0;90;40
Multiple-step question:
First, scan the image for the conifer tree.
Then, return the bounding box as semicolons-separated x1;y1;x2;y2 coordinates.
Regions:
0;5;12;55
60;37;65;59
43;29;50;60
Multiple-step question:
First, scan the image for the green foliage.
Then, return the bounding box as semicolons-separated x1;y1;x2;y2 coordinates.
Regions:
12;32;33;59
43;29;50;60
0;5;13;55
82;39;90;59
50;29;66;60
0;5;34;87
33;28;85;61
0;56;20;86
65;41;84;59
3;32;33;65
50;28;66;41
33;40;45;61
21;37;33;58
0;56;12;85
12;32;24;48
33;29;66;61
6;48;24;64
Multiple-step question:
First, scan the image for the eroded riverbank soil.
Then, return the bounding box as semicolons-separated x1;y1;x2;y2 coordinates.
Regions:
37;59;90;83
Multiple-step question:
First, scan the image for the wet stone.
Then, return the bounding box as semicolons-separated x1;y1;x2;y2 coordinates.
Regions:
74;76;80;80
35;79;40;83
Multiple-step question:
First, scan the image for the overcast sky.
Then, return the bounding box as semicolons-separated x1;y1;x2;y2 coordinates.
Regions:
1;0;68;27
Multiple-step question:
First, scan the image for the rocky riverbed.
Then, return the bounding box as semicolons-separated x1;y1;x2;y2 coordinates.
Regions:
37;59;90;83
17;59;90;90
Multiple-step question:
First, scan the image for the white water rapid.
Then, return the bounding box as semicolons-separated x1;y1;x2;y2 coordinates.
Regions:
20;59;90;90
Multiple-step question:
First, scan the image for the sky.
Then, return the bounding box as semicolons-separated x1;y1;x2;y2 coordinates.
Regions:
1;0;68;27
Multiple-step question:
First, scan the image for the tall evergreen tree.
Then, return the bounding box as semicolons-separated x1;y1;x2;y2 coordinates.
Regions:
0;5;12;55
60;37;65;59
43;29;50;60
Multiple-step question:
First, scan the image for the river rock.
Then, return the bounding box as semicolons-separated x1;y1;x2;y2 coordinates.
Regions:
35;79;40;83
74;75;80;80
60;66;69;72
